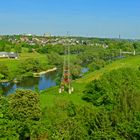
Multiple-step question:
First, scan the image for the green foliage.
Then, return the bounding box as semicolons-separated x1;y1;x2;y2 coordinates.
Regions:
4;45;11;52
82;68;140;139
70;64;81;79
66;101;76;117
0;52;49;81
0;96;19;139
0;40;5;51
8;89;41;121
0;64;10;80
88;59;106;71
47;52;63;67
18;58;45;77
70;57;82;79
83;68;140;108
0;119;19;140
79;55;140;83
0;96;9;118
0;40;12;52
37;44;65;55
79;48;99;65
1;36;140;139
14;44;22;53
42;101;92;140
0;73;4;80
37;45;48;54
28;47;33;53
0;89;42;139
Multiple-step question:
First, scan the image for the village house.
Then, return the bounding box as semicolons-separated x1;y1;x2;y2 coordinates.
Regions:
0;52;18;59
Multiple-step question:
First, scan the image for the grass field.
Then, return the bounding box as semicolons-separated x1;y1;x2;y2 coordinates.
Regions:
0;52;48;79
40;55;140;109
40;82;87;109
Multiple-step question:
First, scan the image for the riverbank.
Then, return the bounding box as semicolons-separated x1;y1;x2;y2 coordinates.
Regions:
0;80;10;83
0;52;49;81
33;67;57;77
0;67;57;83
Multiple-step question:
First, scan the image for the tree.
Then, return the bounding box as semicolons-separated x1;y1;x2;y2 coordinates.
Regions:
14;44;22;53
19;58;42;77
83;68;140;139
0;64;10;80
47;52;63;67
4;45;11;52
8;89;41;121
7;89;41;139
83;68;140;109
0;89;45;139
70;64;81;79
0;40;5;51
88;59;106;72
69;57;82;79
0;96;19;139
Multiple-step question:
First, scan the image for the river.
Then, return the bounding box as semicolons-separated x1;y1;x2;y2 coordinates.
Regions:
0;71;57;95
0;67;88;95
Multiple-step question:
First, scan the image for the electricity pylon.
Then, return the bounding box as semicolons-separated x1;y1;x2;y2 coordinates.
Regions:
59;45;73;94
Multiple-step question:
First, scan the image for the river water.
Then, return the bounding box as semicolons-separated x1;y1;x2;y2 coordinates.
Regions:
0;68;88;95
0;71;57;95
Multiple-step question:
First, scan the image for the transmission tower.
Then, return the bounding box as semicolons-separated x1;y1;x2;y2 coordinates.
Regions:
59;44;73;94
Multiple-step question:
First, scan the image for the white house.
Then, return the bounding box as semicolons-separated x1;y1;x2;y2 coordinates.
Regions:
0;52;18;59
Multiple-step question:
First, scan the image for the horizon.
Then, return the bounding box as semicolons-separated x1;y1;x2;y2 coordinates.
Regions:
0;0;140;39
0;34;139;40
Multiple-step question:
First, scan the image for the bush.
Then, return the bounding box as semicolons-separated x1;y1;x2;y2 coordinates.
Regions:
18;58;42;77
88;59;106;71
83;68;140;109
0;64;10;80
0;89;42;139
82;68;140;139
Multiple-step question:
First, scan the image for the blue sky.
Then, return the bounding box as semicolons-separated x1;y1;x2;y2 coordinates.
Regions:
0;0;140;39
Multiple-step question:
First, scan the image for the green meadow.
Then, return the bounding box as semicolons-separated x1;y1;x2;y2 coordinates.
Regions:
40;55;140;109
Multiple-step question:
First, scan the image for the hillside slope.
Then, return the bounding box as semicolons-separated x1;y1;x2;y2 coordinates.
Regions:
77;55;140;83
40;55;140;109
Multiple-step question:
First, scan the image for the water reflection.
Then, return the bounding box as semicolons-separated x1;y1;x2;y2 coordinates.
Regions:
0;71;57;95
0;68;88;95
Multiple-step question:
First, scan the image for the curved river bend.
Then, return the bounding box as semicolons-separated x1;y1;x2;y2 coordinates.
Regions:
0;68;88;95
0;71;57;95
